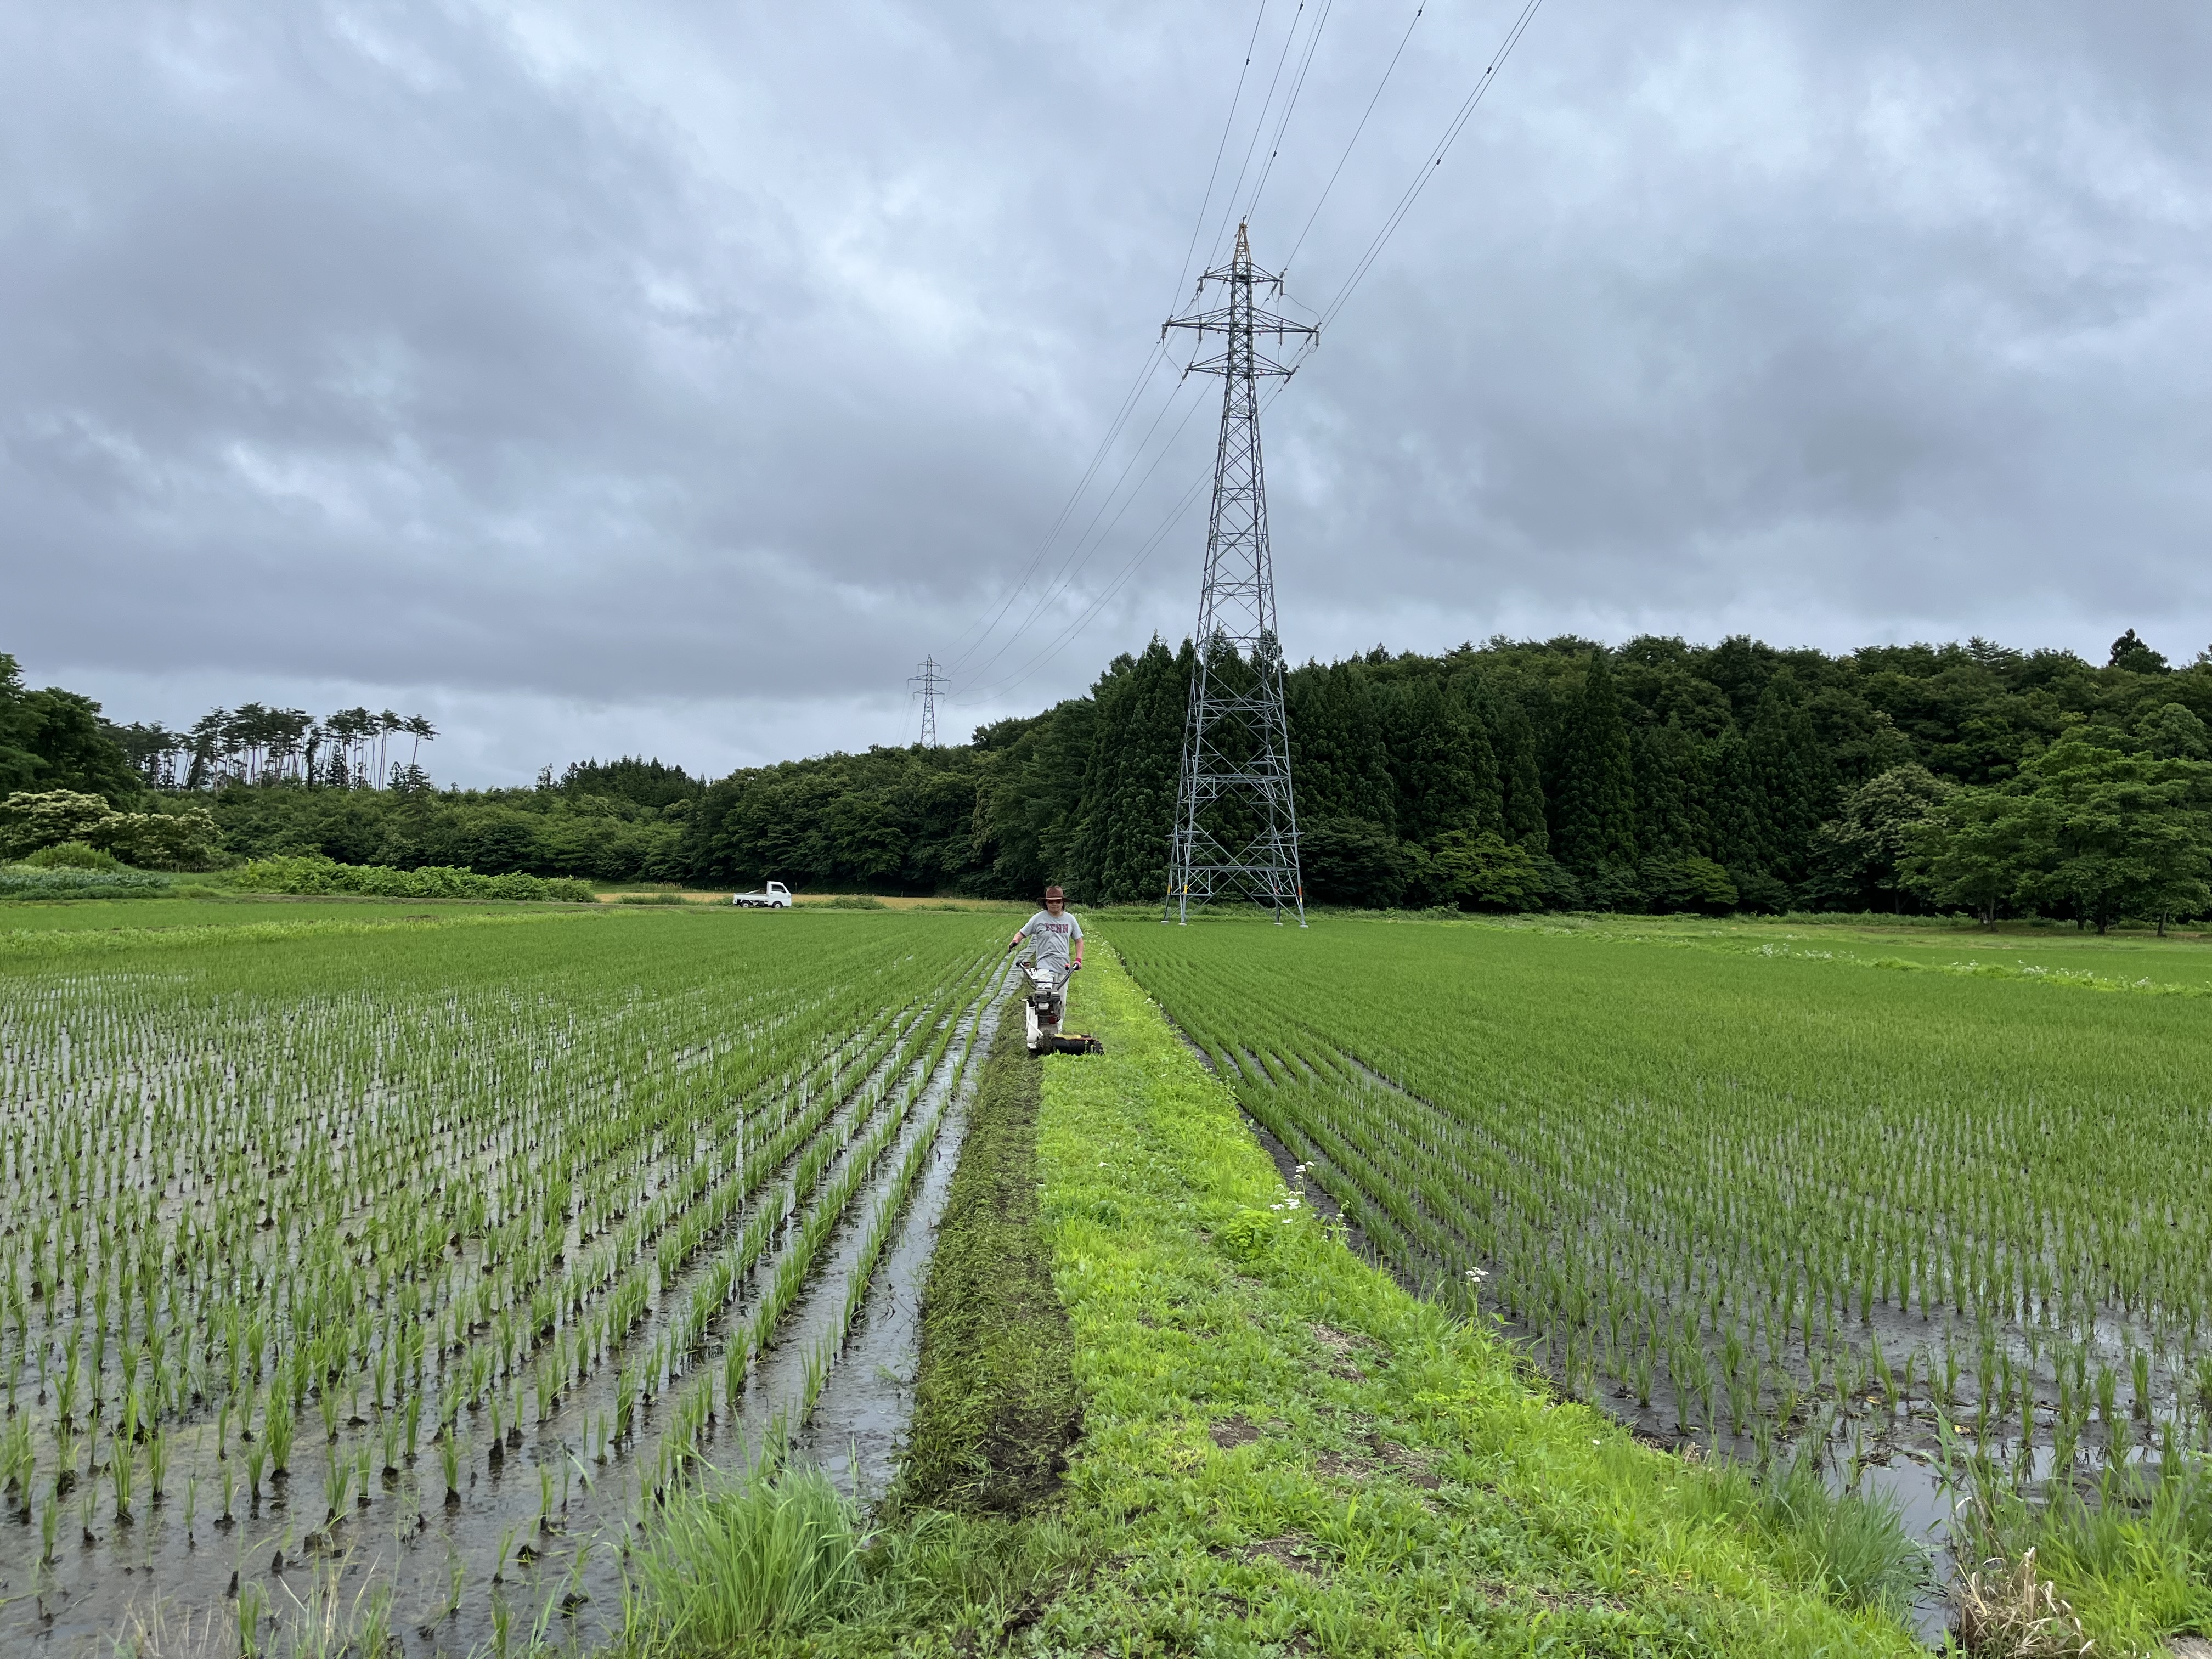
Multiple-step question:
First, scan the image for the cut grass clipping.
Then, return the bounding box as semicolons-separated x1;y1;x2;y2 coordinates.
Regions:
900;992;1082;1512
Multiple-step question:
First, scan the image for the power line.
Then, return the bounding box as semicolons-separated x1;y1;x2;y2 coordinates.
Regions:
1282;1;1427;276
962;373;1297;709
954;372;1206;690
1202;1;1313;277
951;0;1555;715
959;379;1214;700
1315;0;1550;334
961;464;1212;707
1240;0;1338;229
942;341;1171;675
945;0;1279;684
1170;0;1274;308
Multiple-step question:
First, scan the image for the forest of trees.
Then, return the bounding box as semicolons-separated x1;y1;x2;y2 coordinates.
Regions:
686;628;2212;926
5;633;2210;924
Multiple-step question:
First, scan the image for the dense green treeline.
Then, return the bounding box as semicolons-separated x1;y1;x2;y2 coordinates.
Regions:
8;633;2209;919
198;765;699;881
689;629;2212;921
1;653;702;879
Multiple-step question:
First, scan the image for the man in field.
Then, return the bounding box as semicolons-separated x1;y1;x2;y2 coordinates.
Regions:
1005;885;1084;1048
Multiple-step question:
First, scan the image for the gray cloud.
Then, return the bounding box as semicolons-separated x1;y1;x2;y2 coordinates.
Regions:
6;0;2210;780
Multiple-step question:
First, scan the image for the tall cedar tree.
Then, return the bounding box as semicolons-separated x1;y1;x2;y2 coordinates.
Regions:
1287;662;1398;830
1554;651;1638;874
1446;676;1506;837
1382;678;1496;843
1079;639;1188;902
1482;686;1549;851
1633;721;1704;855
1745;671;1836;883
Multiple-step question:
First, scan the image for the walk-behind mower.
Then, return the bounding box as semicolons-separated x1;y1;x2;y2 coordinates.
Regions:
1021;959;1104;1056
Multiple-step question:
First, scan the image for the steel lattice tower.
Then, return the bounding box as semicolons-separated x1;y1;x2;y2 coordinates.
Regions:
911;657;946;747
1162;223;1317;926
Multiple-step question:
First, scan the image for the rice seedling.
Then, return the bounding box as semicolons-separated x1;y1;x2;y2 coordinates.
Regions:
0;906;1005;1641
1118;915;2212;1644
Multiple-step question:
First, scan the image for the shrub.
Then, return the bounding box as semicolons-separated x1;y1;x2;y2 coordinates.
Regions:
230;855;595;904
22;840;122;871
97;803;222;871
0;866;170;899
0;790;115;859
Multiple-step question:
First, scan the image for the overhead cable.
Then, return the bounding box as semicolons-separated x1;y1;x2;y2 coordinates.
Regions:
943;341;1171;675
945;0;1277;682
1170;0;1275;307
1201;0;1313;274
956;374;1211;693
1282;1;1427;276
1240;0;1338;229
1316;0;1549;334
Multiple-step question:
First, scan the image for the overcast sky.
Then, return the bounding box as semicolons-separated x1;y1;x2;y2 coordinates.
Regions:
7;1;2209;784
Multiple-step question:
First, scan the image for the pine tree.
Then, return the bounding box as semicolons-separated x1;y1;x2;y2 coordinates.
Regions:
1554;651;1638;876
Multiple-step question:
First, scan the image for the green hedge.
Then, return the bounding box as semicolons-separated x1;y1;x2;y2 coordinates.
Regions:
231;855;595;904
0;865;173;900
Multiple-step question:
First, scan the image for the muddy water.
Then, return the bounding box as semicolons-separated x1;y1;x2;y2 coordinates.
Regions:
3;968;1012;1657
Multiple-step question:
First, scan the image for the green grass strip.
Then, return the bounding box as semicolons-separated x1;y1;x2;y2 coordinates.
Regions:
899;994;1082;1514
1008;940;1922;1656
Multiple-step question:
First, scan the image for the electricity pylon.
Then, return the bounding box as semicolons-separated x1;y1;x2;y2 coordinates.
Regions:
1161;222;1316;927
910;657;946;747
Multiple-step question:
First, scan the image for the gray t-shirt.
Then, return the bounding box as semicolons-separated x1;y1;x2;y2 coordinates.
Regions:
1019;909;1083;969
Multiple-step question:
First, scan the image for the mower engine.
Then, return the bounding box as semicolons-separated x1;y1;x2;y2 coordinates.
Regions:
1020;960;1104;1056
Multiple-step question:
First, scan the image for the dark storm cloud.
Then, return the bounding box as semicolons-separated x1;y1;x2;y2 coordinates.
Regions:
5;1;2209;778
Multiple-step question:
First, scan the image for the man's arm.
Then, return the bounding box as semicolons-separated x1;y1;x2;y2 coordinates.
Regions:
1070;916;1084;967
1005;918;1029;955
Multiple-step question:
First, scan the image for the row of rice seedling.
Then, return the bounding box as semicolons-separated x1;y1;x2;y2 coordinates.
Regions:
1115;918;2212;1484
0;909;1005;1649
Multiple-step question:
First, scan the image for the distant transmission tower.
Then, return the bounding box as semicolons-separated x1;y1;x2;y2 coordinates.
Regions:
910;656;947;747
1162;222;1316;927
